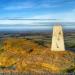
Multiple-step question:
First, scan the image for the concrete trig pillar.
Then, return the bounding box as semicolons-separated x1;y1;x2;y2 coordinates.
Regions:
51;25;65;51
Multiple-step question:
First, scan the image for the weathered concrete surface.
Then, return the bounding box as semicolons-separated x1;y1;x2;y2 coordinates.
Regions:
51;25;65;51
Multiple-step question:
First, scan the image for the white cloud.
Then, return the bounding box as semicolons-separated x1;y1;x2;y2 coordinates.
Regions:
0;20;50;25
0;14;59;25
30;15;51;19
0;8;75;25
59;9;75;22
31;9;75;22
0;20;35;25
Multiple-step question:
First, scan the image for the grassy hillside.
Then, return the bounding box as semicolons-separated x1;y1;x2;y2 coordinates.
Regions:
0;37;75;74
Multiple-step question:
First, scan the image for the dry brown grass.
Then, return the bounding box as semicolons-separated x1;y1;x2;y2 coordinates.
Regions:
0;37;75;73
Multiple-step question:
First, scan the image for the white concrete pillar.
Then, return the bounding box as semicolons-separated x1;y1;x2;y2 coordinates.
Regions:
51;25;65;51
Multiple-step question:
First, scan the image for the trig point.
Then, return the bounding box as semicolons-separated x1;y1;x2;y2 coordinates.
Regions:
51;25;65;51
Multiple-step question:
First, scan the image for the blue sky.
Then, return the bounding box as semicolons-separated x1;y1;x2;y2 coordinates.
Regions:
0;0;75;20
0;0;75;30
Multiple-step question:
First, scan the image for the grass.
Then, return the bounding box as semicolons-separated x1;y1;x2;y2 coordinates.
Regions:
0;37;74;74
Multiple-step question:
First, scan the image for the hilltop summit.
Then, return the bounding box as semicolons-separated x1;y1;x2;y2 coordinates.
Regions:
0;38;75;73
